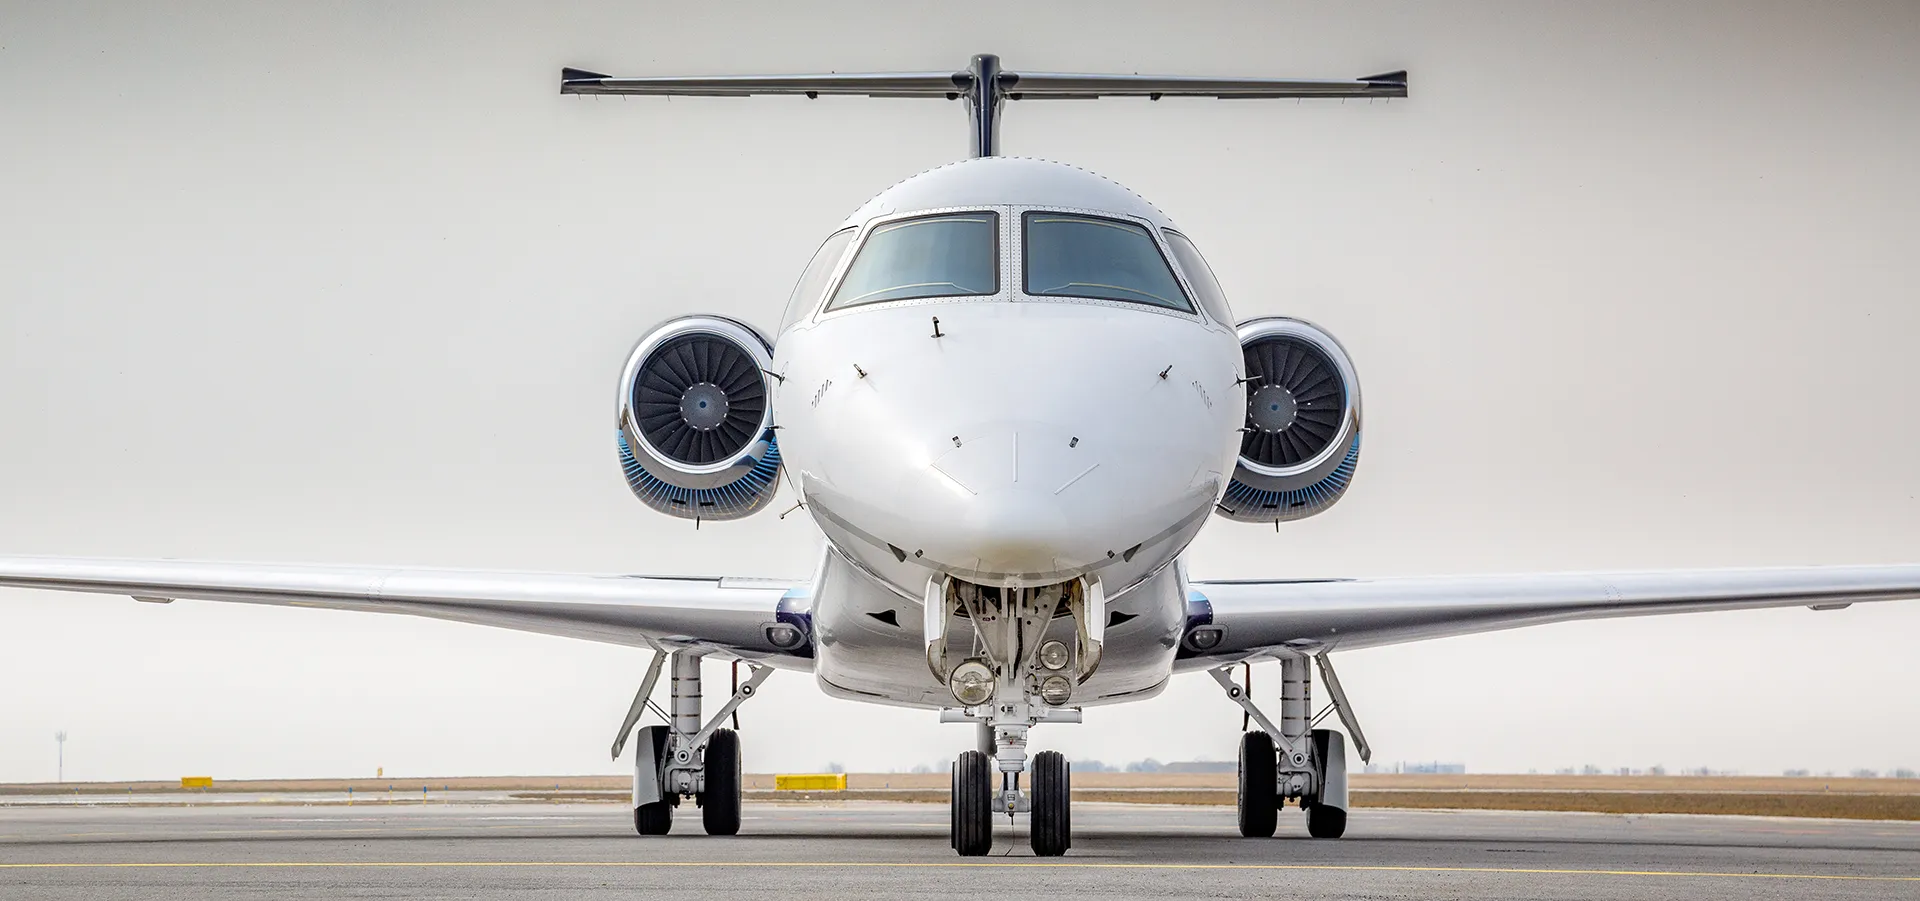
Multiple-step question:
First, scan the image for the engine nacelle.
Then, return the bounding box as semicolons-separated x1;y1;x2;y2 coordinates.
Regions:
616;316;781;521
1216;317;1362;524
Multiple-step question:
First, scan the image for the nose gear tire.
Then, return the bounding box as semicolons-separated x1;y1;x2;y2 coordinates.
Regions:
1237;730;1278;838
1029;750;1071;856
699;728;743;836
951;749;994;856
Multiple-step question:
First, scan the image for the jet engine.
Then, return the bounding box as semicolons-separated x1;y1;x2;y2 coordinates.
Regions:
1216;318;1362;524
616;316;782;521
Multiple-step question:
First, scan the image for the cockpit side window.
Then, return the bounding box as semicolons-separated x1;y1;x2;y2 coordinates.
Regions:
779;228;857;332
825;212;999;311
1023;212;1193;313
1162;230;1234;324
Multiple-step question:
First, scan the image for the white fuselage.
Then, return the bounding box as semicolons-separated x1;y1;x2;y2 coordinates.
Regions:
766;158;1248;707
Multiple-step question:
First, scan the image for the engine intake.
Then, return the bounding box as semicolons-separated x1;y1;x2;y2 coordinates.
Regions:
617;316;781;521
1216;318;1362;524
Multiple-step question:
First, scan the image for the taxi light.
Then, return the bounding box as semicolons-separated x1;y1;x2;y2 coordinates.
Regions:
1038;639;1070;670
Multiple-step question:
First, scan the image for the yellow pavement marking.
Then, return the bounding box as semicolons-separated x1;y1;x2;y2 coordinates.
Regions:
0;861;1913;881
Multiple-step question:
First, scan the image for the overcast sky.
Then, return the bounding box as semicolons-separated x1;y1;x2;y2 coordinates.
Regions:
2;1;1917;783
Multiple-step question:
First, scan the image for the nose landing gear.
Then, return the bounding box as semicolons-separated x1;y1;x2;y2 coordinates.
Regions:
947;735;1074;856
935;577;1095;856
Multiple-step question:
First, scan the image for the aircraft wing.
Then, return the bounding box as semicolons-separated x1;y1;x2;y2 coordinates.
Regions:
0;556;810;668
1180;565;1920;668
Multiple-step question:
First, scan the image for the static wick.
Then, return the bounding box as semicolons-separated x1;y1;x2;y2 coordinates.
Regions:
931;316;944;338
1159;365;1173;380
854;364;868;378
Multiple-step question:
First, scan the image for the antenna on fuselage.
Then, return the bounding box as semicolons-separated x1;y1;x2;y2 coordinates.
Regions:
559;54;1408;159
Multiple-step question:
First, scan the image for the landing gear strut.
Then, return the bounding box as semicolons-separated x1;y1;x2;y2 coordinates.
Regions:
1214;653;1366;839
616;649;769;836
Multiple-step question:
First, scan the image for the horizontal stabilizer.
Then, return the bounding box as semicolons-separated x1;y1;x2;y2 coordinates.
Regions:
558;53;1409;157
1000;71;1409;100
560;69;964;98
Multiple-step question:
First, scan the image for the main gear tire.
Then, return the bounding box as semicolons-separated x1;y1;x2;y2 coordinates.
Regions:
1307;802;1348;839
635;801;673;835
1238;730;1278;838
699;728;743;836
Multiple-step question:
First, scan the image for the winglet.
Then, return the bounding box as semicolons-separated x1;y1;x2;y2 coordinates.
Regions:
561;67;610;90
1359;70;1409;91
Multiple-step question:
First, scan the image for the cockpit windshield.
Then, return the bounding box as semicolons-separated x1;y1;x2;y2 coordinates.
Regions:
826;212;999;311
780;228;856;331
1162;230;1234;324
1023;212;1193;313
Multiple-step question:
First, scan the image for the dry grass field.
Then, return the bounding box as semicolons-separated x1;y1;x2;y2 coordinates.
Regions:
8;773;1918;820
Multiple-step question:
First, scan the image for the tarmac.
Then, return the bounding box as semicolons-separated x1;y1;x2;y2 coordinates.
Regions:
2;798;1917;900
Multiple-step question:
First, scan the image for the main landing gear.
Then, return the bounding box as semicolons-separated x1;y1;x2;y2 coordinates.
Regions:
613;649;770;836
933;578;1097;857
1213;653;1371;839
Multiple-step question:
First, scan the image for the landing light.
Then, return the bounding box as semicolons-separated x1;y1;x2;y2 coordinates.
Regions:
1038;639;1070;670
949;658;996;706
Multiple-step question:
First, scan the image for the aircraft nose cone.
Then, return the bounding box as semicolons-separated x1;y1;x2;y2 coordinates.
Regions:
956;488;1073;574
924;427;1086;575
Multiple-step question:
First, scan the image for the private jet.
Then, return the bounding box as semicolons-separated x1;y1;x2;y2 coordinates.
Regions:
6;54;1919;857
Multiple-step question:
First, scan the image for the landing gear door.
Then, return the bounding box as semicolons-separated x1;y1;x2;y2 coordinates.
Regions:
1313;728;1348;812
633;724;668;807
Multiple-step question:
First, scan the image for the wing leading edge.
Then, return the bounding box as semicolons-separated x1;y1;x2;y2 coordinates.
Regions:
0;556;808;667
1182;564;1920;669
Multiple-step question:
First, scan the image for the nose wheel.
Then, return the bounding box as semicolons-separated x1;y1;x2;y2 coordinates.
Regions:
1029;750;1071;856
951;750;994;855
